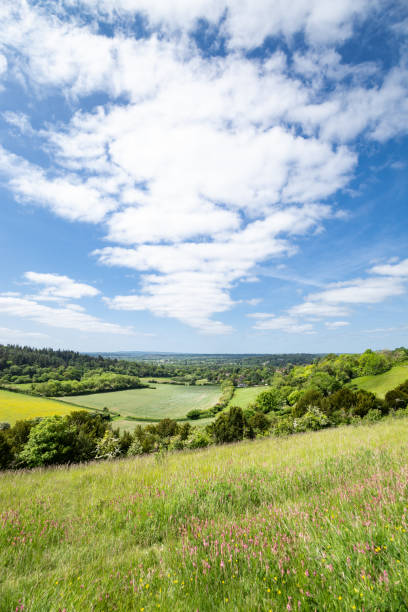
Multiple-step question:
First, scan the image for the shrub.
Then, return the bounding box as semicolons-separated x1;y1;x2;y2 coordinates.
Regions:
254;388;283;413
19;416;78;467
293;408;331;433
95;431;121;460
187;429;211;449
127;438;144;456
273;417;294;436
212;406;244;444
187;409;201;420
363;408;382;422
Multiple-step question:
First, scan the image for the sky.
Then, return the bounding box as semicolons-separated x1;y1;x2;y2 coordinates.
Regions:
0;0;407;354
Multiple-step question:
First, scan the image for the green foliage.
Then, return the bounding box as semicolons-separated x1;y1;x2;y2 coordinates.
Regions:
0;431;12;469
187;429;211;449
19;416;78;467
293;407;331;432
292;388;324;418
32;372;145;397
212;406;245;444
248;411;270;433
358;349;391;376
254;387;283;413
186;408;201;419
95;431;121;460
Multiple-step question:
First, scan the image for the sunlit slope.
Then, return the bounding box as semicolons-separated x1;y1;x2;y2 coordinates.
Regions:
59;383;221;421
351;363;408;397
1;417;408;610
0;389;74;425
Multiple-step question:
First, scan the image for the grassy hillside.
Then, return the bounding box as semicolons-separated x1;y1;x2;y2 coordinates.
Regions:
0;389;74;425
351;363;408;397
1;417;408;610
227;386;266;408
60;383;221;425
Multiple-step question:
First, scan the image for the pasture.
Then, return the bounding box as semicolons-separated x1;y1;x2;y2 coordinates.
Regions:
60;383;221;423
0;389;74;425
1;416;408;610
228;385;266;408
351;362;408;397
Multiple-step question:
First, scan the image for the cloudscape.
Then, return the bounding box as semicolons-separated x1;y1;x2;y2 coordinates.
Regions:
0;0;407;352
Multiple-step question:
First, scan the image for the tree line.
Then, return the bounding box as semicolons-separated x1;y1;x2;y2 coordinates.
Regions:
1;378;407;470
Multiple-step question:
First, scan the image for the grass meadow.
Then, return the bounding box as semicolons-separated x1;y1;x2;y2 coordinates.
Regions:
60;384;221;423
0;389;74;425
1;416;408;610
352;363;408;397
228;386;266;408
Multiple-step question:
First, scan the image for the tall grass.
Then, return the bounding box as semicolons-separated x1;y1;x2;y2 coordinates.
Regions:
1;417;408;610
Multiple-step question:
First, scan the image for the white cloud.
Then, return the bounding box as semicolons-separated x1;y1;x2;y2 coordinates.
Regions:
370;258;408;277
0;294;133;335
24;272;100;300
100;204;330;331
67;0;378;47
290;301;349;318
250;313;315;334
325;320;350;328
0;146;117;223
306;276;406;305
2;111;32;134
0;327;49;341
0;0;406;335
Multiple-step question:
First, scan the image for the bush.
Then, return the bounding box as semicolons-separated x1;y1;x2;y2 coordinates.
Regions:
19;416;78;467
127;438;144;456
363;408;382;422
95;431;121;460
187;429;211;449
273;417;294;436
293;408;331;432
254;388;283;413
212;407;244;444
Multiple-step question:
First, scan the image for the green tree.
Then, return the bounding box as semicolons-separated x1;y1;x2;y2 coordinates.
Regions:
19;416;77;467
212;406;244;444
255;388;283;413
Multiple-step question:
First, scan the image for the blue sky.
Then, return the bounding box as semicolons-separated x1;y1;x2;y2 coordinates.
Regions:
0;0;407;353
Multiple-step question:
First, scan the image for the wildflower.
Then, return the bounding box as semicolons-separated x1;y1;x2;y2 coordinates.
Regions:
338;596;342;600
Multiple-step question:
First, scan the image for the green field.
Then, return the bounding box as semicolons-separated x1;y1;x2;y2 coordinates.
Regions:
1;416;408;610
228;385;266;408
0;389;74;425
351;363;408;397
60;383;221;423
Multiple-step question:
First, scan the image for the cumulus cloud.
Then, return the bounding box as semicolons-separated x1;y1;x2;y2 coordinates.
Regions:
24;272;100;300
66;0;379;47
0;0;406;333
0;294;133;335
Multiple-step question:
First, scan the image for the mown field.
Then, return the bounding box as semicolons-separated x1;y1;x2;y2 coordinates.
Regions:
0;389;74;425
351;363;408;397
228;386;266;408
1;416;408;610
60;383;221;424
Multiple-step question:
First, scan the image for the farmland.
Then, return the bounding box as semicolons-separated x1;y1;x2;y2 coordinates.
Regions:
228;385;266;408
1;416;408;610
0;389;74;425
60;382;221;424
351;363;408;397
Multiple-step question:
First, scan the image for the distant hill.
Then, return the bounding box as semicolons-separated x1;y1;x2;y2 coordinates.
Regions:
87;351;324;366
